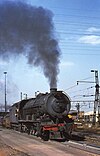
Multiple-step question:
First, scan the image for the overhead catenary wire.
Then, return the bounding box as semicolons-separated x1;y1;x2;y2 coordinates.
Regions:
49;9;100;56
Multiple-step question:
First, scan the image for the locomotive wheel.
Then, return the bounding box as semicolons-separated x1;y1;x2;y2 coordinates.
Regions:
63;131;71;141
41;130;50;141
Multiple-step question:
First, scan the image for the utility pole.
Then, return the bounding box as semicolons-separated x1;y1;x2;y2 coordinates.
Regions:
91;70;100;125
75;103;80;119
4;72;7;113
20;92;22;100
98;101;100;125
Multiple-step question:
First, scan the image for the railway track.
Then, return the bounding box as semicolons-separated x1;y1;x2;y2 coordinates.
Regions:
71;131;100;145
50;131;100;155
64;141;100;155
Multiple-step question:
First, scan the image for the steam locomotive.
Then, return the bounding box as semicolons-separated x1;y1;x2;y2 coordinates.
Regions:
3;88;74;141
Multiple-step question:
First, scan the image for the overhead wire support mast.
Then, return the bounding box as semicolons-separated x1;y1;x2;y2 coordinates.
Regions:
91;70;100;126
77;71;100;126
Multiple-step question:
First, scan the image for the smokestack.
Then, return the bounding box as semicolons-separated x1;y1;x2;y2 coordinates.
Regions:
50;88;57;93
0;1;60;88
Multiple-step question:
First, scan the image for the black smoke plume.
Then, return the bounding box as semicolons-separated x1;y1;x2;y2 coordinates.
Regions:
0;0;60;88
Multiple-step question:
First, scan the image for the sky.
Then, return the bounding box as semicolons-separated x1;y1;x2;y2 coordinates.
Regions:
0;0;100;112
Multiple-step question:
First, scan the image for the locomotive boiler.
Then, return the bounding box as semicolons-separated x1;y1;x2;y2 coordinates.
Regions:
23;88;71;119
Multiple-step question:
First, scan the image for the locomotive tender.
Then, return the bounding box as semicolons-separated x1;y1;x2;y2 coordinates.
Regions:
4;88;74;141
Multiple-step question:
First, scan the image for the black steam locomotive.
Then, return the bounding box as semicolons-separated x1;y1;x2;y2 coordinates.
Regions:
3;88;74;141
